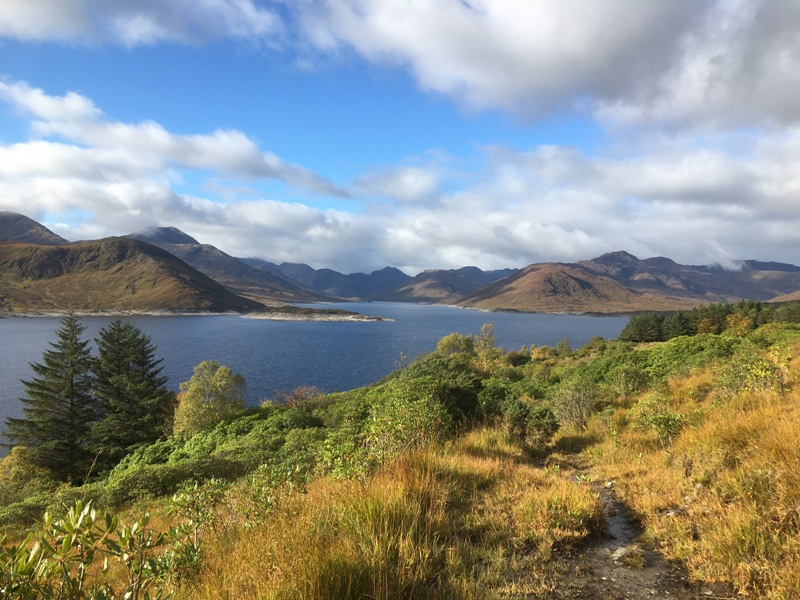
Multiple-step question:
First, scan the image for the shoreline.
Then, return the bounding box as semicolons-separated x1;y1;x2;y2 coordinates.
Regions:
1;307;393;322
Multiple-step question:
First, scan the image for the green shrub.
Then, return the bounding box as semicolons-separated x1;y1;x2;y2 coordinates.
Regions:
501;397;559;451
716;345;791;396
552;375;604;431
633;395;686;447
0;493;51;530
477;378;514;420
526;407;560;451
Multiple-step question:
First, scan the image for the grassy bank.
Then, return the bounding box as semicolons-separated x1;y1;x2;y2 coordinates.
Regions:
3;321;800;597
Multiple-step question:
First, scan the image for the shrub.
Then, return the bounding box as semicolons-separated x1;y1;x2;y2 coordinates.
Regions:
526;407;560;451
477;378;514;420
501;397;559;452
552;376;604;431
716;345;791;396
173;360;246;438
633;395;686;447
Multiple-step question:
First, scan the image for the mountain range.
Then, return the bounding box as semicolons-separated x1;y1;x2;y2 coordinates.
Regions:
2;211;800;314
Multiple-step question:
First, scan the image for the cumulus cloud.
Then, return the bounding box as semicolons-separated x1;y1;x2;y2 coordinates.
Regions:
6;1;800;129
354;165;441;203
287;0;800;129
0;0;280;46
0;80;345;197
5;79;800;273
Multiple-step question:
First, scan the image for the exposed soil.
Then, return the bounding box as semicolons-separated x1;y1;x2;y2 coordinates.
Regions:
556;482;736;600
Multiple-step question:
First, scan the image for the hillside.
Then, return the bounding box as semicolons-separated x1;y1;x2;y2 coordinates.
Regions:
248;261;412;300
581;251;800;300
0;238;263;312
129;228;326;305
458;262;699;313
459;252;800;313
374;266;516;303
0;211;69;246
4;312;800;598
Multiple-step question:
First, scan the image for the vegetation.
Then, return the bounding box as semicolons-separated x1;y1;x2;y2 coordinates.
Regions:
3;305;800;597
618;299;800;342
172;361;246;439
93;319;176;471
3;315;176;482
3;314;99;483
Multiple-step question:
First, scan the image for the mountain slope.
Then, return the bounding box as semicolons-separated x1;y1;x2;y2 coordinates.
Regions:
0;212;69;246
248;261;412;300
128;229;326;304
580;252;800;300
458;262;699;313
374;267;517;303
458;251;800;314
0;238;263;312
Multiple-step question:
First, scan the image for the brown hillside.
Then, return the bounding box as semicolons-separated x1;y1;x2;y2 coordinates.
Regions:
0;238;263;312
457;263;700;313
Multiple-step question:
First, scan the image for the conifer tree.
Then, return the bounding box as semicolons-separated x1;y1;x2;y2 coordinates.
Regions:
3;313;98;482
91;320;175;470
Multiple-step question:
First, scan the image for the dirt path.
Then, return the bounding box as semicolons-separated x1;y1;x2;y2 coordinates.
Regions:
557;482;735;599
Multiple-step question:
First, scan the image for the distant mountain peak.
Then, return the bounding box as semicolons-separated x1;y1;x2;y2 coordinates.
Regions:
590;250;640;264
0;211;69;246
131;226;200;245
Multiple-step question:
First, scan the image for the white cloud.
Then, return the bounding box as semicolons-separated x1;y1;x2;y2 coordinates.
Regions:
0;0;280;46
595;0;800;128
6;1;800;131
6;75;800;273
287;0;800;129
354;165;440;203
0;80;345;197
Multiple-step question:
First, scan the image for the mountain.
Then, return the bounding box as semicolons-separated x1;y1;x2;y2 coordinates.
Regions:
128;228;327;305
458;252;800;313
457;262;695;313
0;237;263;312
132;226;200;245
374;267;517;303
245;261;412;300
0;211;69;245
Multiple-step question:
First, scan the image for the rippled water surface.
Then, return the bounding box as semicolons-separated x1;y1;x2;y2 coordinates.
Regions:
0;303;628;443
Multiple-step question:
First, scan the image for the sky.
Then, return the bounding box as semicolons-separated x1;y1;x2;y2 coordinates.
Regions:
1;1;800;275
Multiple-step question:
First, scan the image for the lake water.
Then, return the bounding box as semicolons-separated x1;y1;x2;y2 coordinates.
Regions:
0;303;627;449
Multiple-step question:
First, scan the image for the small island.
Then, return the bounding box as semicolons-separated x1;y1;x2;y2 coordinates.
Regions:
243;305;391;321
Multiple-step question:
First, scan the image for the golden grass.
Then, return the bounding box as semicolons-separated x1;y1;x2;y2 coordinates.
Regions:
174;428;605;599
574;367;800;599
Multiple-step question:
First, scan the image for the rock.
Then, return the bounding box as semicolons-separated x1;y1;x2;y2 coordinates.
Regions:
611;546;634;562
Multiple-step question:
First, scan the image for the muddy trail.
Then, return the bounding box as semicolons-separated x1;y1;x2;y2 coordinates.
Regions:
557;482;736;600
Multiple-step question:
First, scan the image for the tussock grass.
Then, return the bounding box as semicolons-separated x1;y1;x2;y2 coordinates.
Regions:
577;359;800;599
176;428;603;599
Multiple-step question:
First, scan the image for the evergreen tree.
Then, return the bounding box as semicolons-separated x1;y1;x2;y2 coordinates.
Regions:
92;320;175;470
618;312;665;342
3;314;98;482
663;312;694;339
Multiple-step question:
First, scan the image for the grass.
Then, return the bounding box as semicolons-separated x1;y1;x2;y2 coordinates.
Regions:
568;340;800;599
172;429;604;599
6;325;800;598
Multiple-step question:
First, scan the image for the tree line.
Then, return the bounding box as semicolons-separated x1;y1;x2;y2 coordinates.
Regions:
2;315;246;484
618;300;800;343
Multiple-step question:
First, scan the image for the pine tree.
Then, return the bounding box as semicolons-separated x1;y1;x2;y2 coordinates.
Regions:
91;320;175;470
3;314;99;482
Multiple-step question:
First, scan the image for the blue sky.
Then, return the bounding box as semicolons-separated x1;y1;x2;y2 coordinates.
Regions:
2;1;800;274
